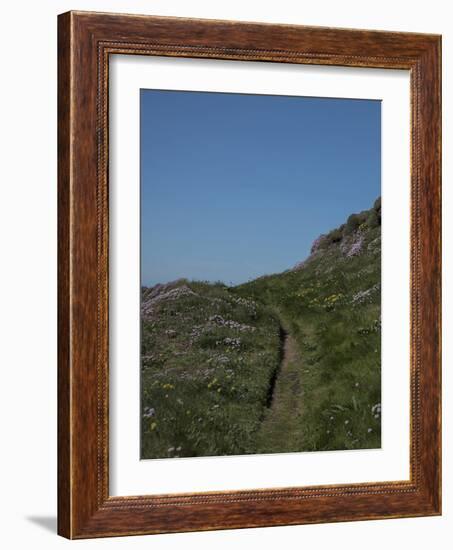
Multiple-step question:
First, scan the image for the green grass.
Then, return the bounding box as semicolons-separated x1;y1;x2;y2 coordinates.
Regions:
141;281;281;458
254;329;306;453
141;200;382;458
235;223;381;451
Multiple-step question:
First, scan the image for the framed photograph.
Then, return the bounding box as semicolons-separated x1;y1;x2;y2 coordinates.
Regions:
58;11;441;539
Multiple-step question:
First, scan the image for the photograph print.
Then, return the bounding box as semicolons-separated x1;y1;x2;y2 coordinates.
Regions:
140;89;382;460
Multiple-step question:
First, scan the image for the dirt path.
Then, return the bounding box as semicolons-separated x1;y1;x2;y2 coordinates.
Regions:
255;326;306;453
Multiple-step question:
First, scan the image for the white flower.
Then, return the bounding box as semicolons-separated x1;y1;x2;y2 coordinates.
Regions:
143;407;155;418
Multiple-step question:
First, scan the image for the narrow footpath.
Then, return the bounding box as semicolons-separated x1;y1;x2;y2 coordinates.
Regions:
256;324;306;453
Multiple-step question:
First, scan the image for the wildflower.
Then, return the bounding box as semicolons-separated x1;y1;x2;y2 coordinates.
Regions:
143;407;155;418
150;422;157;431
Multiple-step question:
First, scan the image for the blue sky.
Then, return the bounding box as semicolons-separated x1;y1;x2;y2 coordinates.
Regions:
141;89;380;286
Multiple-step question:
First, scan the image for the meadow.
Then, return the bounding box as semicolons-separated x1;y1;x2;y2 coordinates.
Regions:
141;282;282;458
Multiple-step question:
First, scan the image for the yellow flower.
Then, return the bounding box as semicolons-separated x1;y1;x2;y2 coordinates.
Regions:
150;422;157;431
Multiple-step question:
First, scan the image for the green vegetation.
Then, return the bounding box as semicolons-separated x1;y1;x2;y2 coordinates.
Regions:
236;214;381;452
141;199;381;458
141;281;281;458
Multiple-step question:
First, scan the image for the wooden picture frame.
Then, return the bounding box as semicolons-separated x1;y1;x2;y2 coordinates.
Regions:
58;10;441;539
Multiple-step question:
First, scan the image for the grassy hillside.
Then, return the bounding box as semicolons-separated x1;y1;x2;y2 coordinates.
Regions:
141;281;281;458
141;198;381;458
235;198;382;452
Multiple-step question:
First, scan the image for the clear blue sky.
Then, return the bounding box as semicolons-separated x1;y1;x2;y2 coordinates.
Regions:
141;89;380;286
